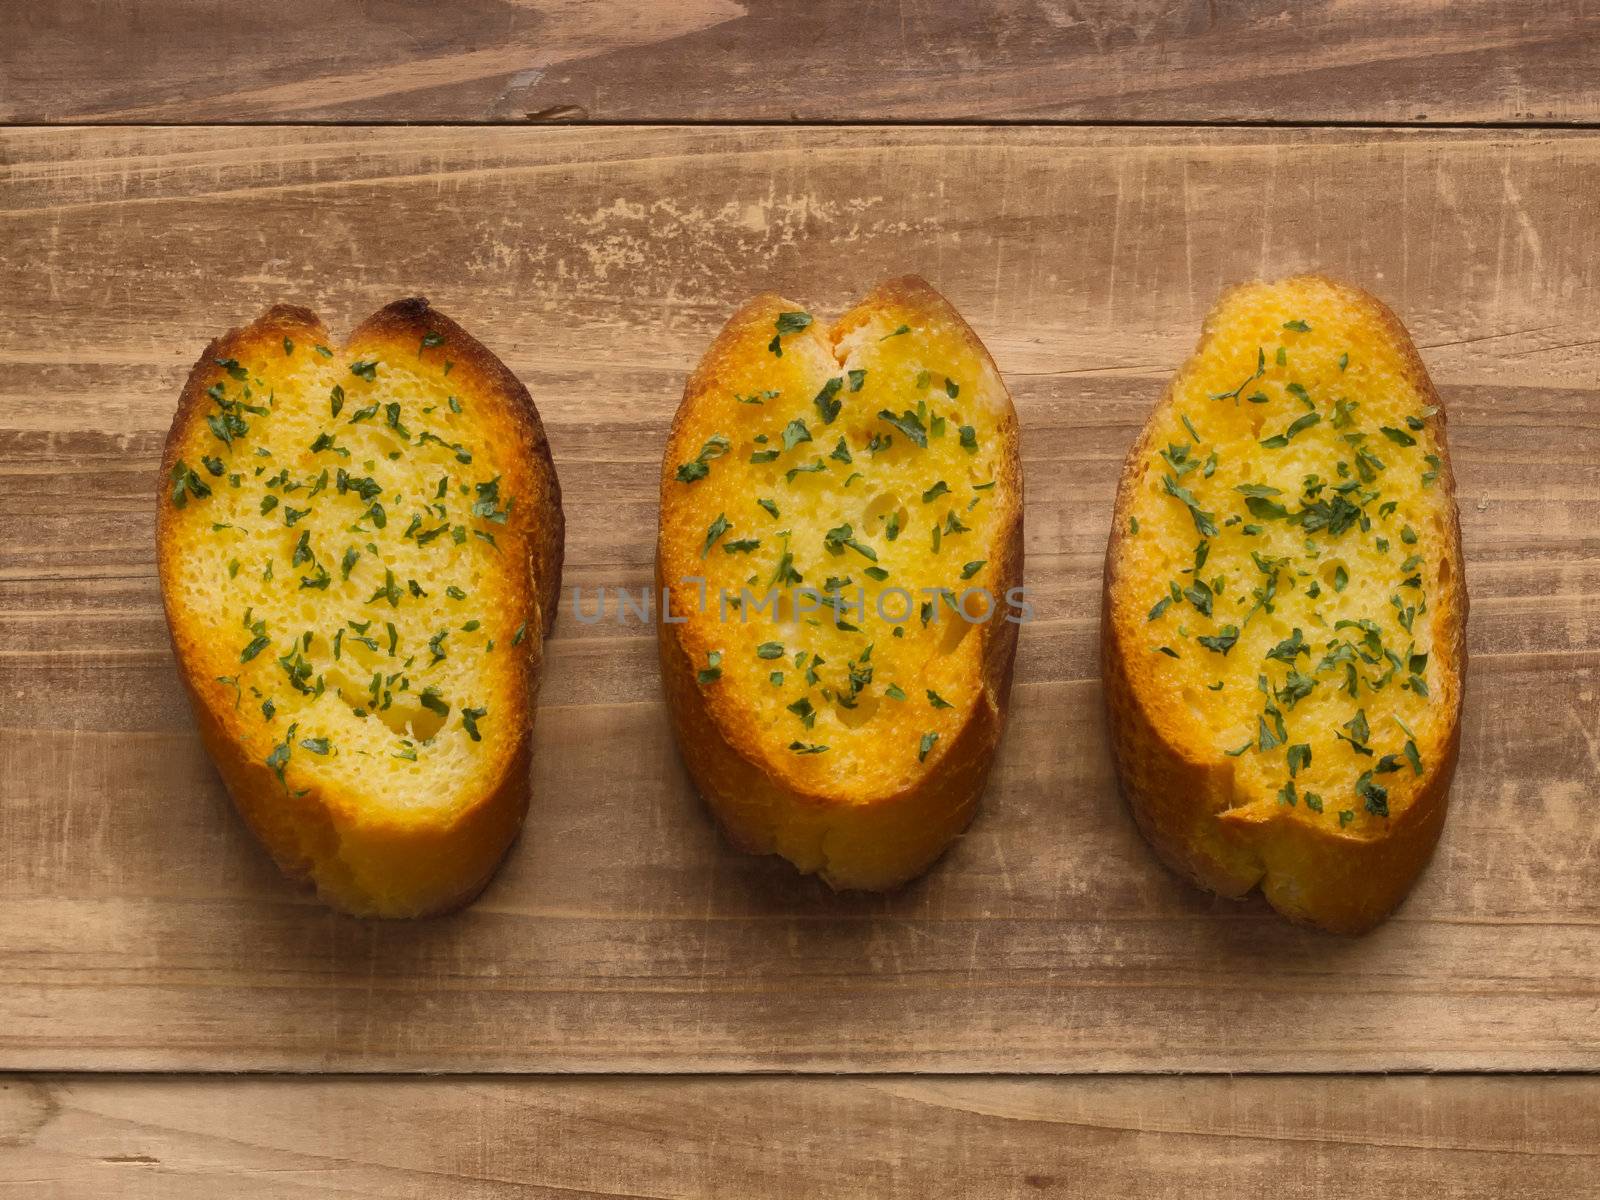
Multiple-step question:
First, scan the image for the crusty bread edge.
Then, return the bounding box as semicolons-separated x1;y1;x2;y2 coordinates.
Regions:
657;276;1024;891
156;299;563;918
1100;274;1468;934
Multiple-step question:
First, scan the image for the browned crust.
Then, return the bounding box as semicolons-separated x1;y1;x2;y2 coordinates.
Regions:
156;299;563;918
657;276;1023;891
1101;273;1467;935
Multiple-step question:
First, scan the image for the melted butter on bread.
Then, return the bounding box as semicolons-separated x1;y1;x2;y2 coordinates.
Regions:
659;277;1022;889
159;300;560;916
1104;275;1465;932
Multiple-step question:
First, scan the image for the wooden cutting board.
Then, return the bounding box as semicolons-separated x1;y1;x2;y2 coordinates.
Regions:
2;125;1598;1082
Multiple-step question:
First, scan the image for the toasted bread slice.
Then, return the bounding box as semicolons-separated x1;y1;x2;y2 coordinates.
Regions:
657;277;1023;890
157;299;562;917
1103;275;1466;933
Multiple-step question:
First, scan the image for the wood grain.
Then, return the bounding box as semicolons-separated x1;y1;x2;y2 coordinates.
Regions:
4;1;1599;125
3;1074;1598;1198
2;125;1599;1073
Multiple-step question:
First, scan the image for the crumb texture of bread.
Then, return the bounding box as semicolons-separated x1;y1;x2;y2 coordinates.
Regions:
658;276;1023;891
157;299;562;917
1103;274;1466;934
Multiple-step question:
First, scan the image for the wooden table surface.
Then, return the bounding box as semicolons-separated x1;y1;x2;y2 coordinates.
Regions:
3;4;1600;1197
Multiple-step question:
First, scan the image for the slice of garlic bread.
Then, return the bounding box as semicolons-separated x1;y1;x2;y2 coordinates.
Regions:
1103;275;1466;933
157;299;562;917
658;277;1023;891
